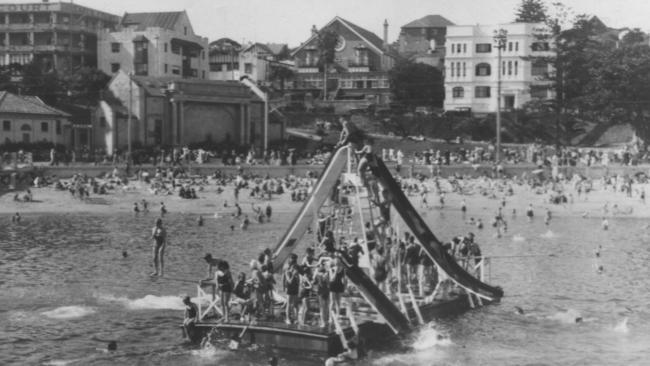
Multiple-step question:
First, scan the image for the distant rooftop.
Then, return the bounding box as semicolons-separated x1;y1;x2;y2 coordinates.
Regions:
0;92;70;117
402;15;455;29
120;11;184;31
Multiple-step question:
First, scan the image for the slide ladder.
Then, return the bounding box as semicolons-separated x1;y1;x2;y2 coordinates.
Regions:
367;156;504;302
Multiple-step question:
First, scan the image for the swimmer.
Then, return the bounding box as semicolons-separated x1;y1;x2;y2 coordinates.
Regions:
107;341;117;351
133;202;140;213
544;208;551;226
526;204;534;222
198;215;204;227
514;306;524;315
160;202;167;216
601;217;608;231
141;199;149;212
476;218;484;229
230;225;235;231
461;199;467;214
122;250;128;258
241;215;250;230
575;317;583;323
11;212;21;223
268;356;278;366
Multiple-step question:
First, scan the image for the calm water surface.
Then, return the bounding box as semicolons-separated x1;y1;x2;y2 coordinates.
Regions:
1;206;649;365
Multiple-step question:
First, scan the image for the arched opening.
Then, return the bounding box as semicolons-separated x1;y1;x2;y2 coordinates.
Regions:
475;63;491;76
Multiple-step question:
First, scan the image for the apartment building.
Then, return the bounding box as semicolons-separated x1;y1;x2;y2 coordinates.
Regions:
444;22;553;114
98;11;209;79
0;1;119;71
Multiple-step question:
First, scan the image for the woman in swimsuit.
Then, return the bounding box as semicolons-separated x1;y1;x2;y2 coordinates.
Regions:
216;261;233;322
328;259;346;318
284;264;300;324
151;218;167;276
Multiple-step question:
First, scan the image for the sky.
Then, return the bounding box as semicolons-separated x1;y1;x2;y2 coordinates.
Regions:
23;0;650;46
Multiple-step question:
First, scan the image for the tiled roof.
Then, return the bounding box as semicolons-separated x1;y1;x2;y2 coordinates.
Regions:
265;43;288;56
0;92;70;117
121;11;183;31
337;17;386;51
402;15;455;29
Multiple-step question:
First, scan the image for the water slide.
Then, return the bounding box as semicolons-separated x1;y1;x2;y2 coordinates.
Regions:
272;146;350;271
342;262;411;334
271;145;411;334
368;156;504;301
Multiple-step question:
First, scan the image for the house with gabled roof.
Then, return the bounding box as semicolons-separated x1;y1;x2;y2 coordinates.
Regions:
0;91;71;145
208;40;290;84
97;11;209;80
398;15;454;69
288;16;397;106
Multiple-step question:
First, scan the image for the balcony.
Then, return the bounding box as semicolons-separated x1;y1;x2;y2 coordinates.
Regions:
348;62;370;73
297;64;318;73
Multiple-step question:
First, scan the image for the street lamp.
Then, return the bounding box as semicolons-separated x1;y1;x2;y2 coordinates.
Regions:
493;28;508;163
127;71;133;161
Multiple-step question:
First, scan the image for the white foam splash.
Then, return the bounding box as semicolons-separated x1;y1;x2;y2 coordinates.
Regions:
412;327;452;350
191;345;229;359
96;293;205;310
614;317;629;334
548;309;583;324
512;234;526;242
540;230;556;238
42;306;95;320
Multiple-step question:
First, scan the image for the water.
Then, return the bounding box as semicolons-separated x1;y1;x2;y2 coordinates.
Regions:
1;209;650;365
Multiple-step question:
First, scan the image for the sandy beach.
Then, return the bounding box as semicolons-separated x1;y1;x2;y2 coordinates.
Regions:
2;175;649;221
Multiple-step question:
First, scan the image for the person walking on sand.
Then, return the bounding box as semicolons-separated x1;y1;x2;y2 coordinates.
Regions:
544;208;552;226
151;218;167;276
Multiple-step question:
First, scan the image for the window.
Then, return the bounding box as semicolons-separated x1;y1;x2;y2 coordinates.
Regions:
450;63;454;77
463;44;466;53
462;62;466;77
164;64;168;73
164;43;168;52
99;117;106;128
366;80;373;88
475;86;491;98
507;61;512;75
532;60;548;76
55;120;61;135
476;43;491;53
475;63;491;76
354;80;364;89
171;43;181;54
508;42;513;51
184;26;187;35
452;87;464;98
172;66;180;75
111;42;120;53
514;61;518;75
111;63;120;73
515;42;519;51
502;61;506;75
41;122;48;132
456;44;461;53
532;42;550;51
2;120;9;131
456;63;460;77
134;63;148;76
450;43;454;54
531;85;548;98
244;63;253;74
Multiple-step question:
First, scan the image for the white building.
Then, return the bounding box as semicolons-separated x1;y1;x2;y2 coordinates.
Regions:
97;11;209;79
444;22;554;114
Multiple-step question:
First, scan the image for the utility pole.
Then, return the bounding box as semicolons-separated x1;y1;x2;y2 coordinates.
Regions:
127;71;133;160
493;28;508;163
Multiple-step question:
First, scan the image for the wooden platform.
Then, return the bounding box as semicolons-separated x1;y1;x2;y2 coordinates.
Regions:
190;292;492;356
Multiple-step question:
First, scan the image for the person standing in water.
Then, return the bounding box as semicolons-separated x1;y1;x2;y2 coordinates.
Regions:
151;218;167;276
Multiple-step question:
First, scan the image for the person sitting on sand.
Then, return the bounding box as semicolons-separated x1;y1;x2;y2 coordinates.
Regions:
182;295;199;340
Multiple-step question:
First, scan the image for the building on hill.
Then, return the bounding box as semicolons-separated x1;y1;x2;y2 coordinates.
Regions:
444;22;554;114
93;70;282;155
208;40;290;85
0;91;71;145
397;14;454;69
97;11;209;79
0;1;119;72
288;16;397;107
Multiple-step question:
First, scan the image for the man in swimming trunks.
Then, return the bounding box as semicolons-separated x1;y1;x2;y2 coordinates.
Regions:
151;218;167;276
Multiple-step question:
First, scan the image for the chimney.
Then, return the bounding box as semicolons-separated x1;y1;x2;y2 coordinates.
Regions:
311;25;318;36
383;19;389;48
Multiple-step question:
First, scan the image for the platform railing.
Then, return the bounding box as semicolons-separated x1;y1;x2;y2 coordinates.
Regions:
197;285;222;321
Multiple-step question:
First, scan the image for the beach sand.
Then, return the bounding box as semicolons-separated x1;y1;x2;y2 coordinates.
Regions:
2;177;649;221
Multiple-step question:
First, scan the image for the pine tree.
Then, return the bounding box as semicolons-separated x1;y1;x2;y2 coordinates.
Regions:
515;0;547;22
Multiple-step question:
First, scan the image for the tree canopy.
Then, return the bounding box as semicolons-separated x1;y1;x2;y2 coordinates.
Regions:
515;0;547;23
389;61;444;108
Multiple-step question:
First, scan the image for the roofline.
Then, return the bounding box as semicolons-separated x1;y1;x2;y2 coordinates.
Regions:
291;16;386;57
